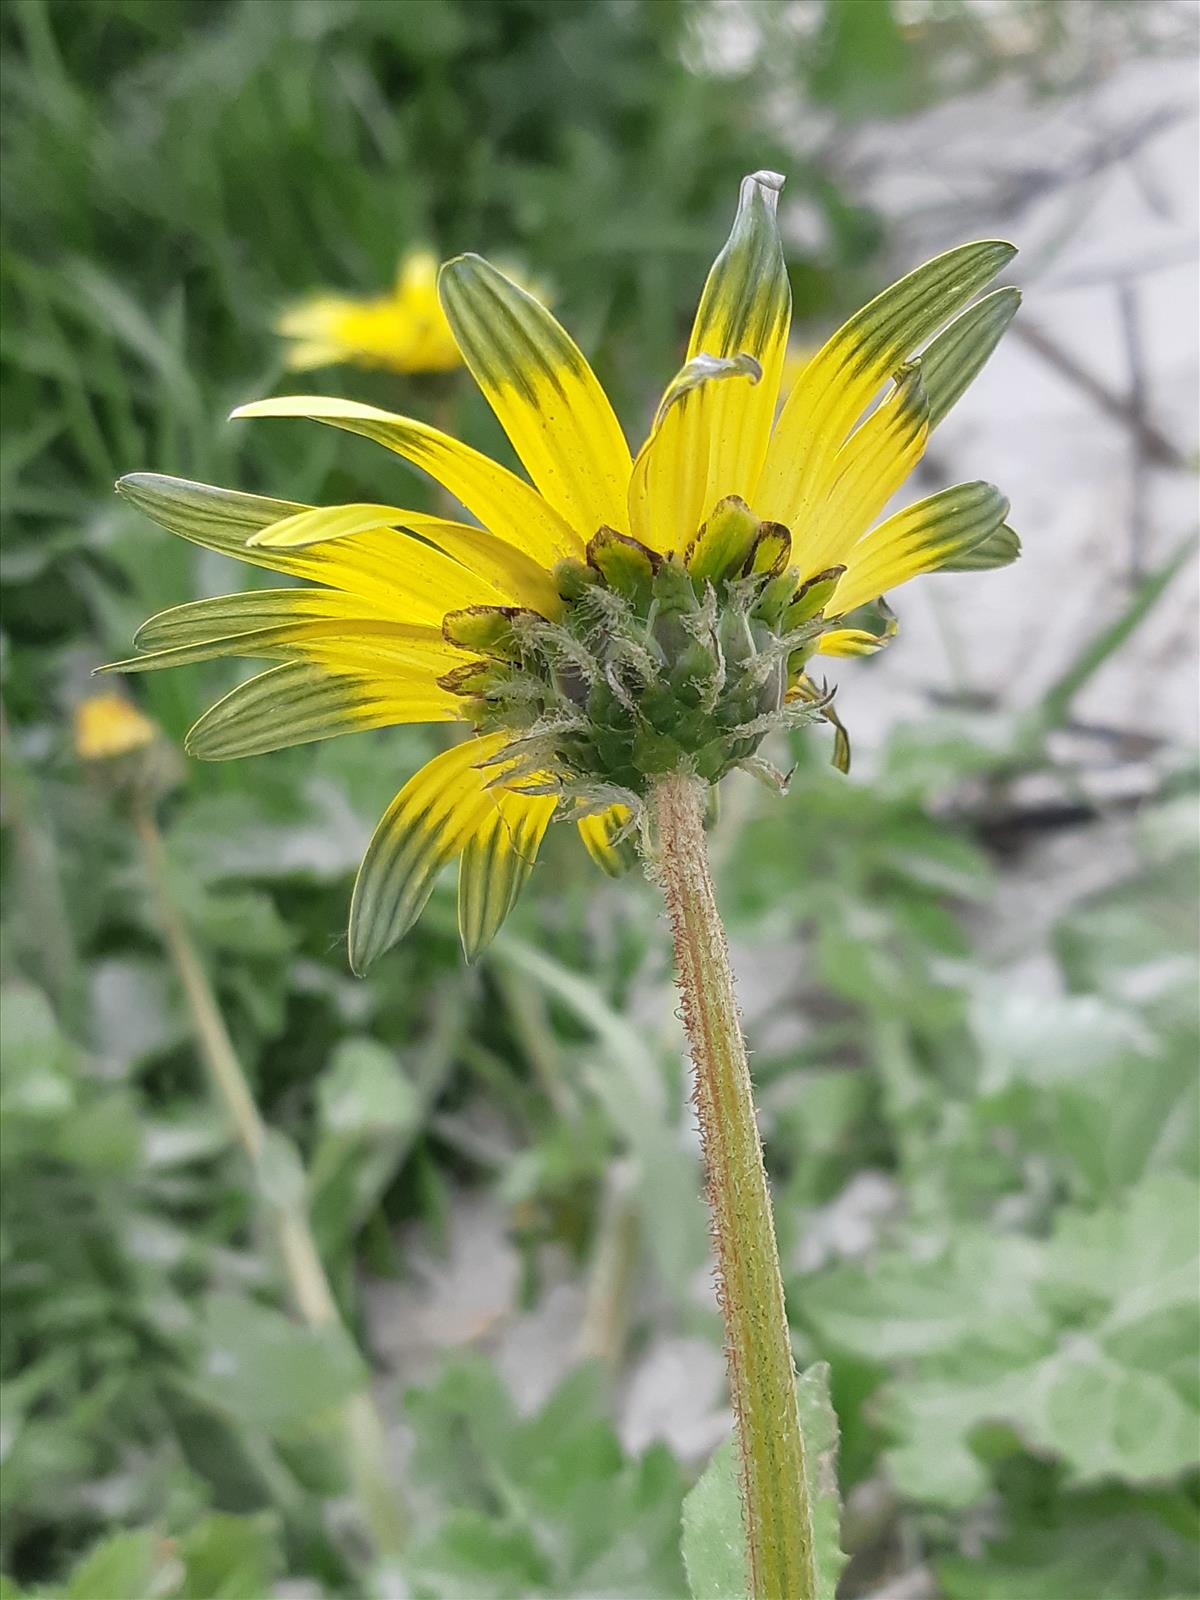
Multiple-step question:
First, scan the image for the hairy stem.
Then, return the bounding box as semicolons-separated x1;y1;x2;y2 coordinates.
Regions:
651;772;814;1600
132;803;407;1561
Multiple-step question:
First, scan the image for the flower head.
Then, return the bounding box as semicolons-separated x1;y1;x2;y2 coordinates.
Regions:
277;249;463;374
110;171;1019;969
74;691;179;803
277;248;545;376
73;691;157;761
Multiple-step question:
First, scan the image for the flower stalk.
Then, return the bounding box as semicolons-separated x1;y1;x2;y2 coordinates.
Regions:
130;800;407;1563
652;771;814;1600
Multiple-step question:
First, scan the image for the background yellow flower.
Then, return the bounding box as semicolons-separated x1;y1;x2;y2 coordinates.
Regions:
72;691;156;761
277;248;548;375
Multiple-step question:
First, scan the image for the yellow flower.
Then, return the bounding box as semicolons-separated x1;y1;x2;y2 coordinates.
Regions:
777;340;813;406
277;249;463;374
73;692;157;762
110;171;1020;969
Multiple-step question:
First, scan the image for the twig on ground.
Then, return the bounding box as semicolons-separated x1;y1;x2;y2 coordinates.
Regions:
1117;282;1151;580
1011;317;1188;470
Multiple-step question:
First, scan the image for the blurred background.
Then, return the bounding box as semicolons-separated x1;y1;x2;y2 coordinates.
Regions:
1;1;1197;1597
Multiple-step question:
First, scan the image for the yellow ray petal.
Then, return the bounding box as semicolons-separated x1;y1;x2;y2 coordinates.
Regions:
628;171;791;554
938;523;1021;572
439;255;631;538
830;481;1009;617
920;286;1021;429
105;618;466;677
349;733;513;973
117;474;505;618
816;627;893;658
132;589;401;653
230;395;582;568
758;241;1016;532
789;288;1020;577
185;660;459;762
457;789;557;962
682;170;791;517
795;363;929;578
628;353;764;555
414;519;563;618
248;501;562;616
576;804;636;877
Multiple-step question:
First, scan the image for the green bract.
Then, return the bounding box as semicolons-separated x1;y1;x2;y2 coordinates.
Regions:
439;499;841;811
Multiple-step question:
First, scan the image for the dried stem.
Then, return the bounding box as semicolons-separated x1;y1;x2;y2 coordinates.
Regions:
131;801;407;1562
651;771;814;1600
1012;316;1187;470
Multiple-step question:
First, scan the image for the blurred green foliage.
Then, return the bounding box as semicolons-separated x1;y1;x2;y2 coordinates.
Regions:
2;0;1197;1597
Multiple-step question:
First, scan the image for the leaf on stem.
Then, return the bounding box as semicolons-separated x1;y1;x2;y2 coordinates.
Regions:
681;1364;846;1600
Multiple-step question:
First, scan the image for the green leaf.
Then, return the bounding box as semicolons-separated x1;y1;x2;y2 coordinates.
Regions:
88;956;183;1067
859;1175;1200;1504
406;1357;687;1598
187;888;296;959
1033;533;1195;733
804;1229;1051;1365
499;939;708;1293
176;1512;283;1600
194;1293;366;1432
317;1038;420;1139
938;1488;1200;1600
682;1369;844;1600
0;982;77;1119
809;0;917;117
796;1362;848;1600
971;984;1196;1196
62;1530;179;1600
681;1442;747;1600
51;1091;143;1176
310;1037;424;1256
255;1130;307;1212
410;1512;550;1600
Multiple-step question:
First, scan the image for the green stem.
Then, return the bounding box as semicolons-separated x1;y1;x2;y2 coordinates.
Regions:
651;772;813;1600
131;803;407;1561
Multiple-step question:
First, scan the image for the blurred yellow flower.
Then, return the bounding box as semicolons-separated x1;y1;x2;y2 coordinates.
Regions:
73;692;156;762
278;249;462;374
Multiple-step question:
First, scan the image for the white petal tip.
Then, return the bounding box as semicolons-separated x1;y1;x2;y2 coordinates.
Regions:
742;170;786;211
